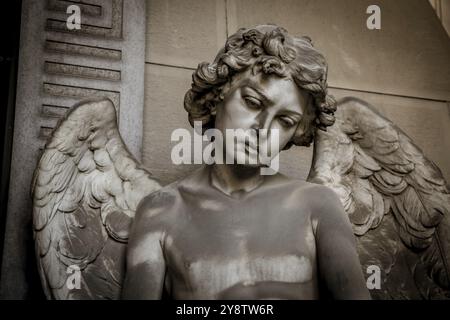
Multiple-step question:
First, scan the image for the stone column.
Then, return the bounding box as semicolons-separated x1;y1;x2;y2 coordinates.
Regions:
0;0;146;299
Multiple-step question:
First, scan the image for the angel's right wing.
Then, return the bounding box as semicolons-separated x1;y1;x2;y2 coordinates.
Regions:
32;98;161;299
308;97;450;299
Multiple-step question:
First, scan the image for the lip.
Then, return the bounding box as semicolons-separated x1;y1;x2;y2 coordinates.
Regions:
245;137;258;148
244;141;258;154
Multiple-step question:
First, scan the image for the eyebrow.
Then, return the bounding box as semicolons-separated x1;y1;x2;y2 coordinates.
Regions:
245;80;271;104
280;110;303;118
244;79;304;117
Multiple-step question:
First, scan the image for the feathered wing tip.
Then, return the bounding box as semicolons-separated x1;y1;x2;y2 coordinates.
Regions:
308;96;450;299
32;98;161;299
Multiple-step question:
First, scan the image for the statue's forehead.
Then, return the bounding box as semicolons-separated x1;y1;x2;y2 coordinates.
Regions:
240;71;304;97
230;68;293;90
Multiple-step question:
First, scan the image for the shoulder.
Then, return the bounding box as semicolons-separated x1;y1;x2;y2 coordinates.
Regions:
265;174;341;205
269;176;343;214
133;181;182;231
280;179;347;227
133;167;207;228
127;183;183;256
138;183;180;214
276;176;341;208
302;183;343;211
301;183;353;237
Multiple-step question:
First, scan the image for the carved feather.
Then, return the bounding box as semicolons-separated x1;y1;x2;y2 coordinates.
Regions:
308;97;450;299
32;98;161;299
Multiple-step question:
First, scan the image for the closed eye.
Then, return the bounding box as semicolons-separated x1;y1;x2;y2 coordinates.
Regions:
278;116;298;128
243;96;262;110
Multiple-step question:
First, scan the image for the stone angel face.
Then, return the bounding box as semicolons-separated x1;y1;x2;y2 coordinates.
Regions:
32;25;450;300
213;70;311;169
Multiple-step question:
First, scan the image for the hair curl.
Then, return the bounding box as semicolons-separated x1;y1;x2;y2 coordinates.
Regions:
184;24;336;147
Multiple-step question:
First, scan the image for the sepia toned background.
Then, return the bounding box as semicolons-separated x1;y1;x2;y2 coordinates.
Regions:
0;0;449;299
142;0;450;186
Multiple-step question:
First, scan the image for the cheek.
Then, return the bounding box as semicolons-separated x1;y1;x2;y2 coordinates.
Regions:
216;94;253;130
271;125;297;151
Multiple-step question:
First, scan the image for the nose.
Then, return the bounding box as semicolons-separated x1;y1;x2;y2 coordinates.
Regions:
251;110;272;131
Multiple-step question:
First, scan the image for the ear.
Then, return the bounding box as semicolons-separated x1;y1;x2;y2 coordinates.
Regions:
210;104;217;116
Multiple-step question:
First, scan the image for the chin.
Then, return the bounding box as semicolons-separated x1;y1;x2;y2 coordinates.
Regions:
232;148;261;166
236;162;262;168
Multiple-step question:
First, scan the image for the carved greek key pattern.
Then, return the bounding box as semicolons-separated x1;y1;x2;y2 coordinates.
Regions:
39;0;125;141
41;104;70;118
43;83;120;111
47;0;102;17
44;61;121;81
45;40;122;60
45;0;123;38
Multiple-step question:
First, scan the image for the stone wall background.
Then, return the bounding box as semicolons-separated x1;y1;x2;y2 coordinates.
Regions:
142;0;450;186
430;0;450;36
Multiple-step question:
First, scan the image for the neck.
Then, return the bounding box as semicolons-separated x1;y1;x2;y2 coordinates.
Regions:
210;164;264;196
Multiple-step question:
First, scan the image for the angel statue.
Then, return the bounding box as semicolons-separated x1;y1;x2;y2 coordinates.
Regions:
32;24;450;300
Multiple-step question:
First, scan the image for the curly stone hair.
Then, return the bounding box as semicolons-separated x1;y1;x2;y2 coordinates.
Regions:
184;24;336;147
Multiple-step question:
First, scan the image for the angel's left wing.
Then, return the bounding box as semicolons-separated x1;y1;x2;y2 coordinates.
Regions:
308;97;450;299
